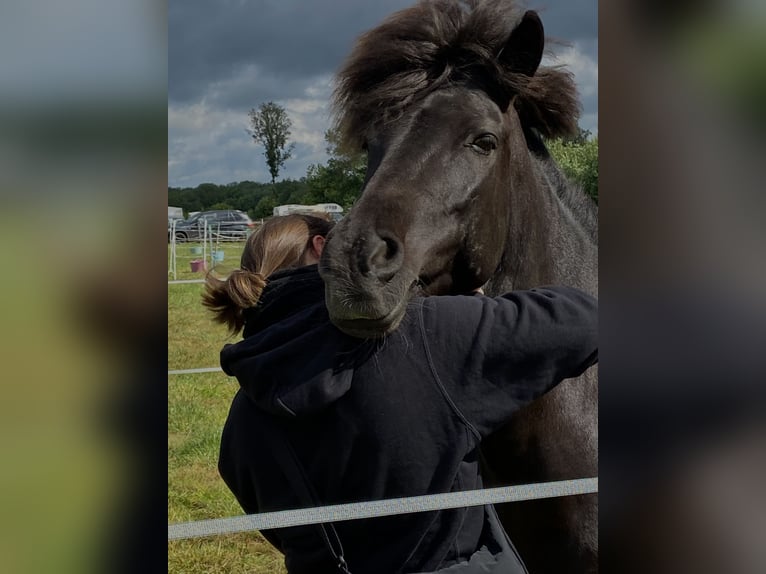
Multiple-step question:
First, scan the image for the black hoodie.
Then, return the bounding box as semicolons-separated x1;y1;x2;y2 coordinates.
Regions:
218;265;598;574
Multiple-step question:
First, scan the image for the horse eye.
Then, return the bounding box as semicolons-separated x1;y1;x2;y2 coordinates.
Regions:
470;134;497;155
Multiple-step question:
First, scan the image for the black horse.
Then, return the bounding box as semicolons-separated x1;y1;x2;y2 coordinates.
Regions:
319;1;598;572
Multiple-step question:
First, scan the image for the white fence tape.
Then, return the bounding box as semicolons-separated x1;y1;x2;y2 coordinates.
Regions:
168;477;597;541
168;367;223;375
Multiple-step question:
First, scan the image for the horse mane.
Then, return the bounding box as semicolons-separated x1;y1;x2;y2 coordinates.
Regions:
525;128;598;242
332;0;581;152
546;158;598;243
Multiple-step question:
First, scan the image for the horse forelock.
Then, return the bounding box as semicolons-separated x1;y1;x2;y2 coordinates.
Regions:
331;0;581;151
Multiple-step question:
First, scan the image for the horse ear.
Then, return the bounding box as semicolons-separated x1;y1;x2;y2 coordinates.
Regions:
498;10;544;77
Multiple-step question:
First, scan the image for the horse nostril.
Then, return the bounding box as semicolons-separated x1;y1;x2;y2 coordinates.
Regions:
368;232;403;282
383;236;399;260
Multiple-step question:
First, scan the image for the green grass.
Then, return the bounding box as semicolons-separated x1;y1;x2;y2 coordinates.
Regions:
168;240;287;573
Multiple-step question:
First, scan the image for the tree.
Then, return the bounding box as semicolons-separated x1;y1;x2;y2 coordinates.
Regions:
324;127;366;166
209;201;233;210
253;195;278;219
248;102;295;184
546;134;599;204
304;128;368;210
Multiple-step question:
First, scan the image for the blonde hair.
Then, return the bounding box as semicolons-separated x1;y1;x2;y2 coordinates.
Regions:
202;214;334;334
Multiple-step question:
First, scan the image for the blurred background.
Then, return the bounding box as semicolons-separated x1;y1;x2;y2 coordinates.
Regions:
0;0;763;572
600;1;766;572
0;1;166;573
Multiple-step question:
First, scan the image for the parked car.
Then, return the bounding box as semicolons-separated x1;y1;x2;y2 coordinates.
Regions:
172;210;255;242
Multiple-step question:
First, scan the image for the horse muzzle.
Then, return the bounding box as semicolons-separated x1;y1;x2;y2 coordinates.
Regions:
323;286;410;339
319;231;416;338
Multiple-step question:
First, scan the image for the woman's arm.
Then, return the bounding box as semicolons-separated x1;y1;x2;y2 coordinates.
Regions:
419;286;598;437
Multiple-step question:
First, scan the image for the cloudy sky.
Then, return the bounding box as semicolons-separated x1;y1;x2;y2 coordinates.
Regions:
169;0;597;188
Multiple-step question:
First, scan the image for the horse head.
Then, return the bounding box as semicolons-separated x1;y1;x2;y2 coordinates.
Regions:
320;2;579;338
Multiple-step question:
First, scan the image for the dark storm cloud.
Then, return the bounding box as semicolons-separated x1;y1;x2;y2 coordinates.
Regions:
170;0;596;105
169;0;413;104
534;0;598;44
206;70;328;112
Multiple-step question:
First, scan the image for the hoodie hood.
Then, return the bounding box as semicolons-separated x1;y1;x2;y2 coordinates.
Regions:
220;265;371;417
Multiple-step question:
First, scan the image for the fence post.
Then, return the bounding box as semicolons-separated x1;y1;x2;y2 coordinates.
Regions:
168;219;177;280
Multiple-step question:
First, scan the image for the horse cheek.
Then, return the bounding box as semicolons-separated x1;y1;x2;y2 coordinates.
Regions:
463;185;510;286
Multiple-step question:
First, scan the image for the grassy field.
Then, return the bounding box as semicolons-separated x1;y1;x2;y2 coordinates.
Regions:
168;240;287;573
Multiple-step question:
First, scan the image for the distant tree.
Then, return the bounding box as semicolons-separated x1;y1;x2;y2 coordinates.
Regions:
247;102;295;184
209;201;233;210
274;178;310;204
253;195;278;219
197;183;221;208
304;128;368;210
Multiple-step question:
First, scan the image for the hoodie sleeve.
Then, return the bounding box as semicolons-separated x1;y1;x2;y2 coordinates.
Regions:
418;286;597;438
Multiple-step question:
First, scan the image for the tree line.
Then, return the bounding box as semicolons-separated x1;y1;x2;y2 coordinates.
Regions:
168;102;597;221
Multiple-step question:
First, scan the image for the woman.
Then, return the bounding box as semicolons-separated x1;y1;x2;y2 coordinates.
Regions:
203;214;598;574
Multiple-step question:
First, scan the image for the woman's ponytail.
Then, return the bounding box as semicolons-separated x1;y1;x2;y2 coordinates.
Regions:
202;269;266;334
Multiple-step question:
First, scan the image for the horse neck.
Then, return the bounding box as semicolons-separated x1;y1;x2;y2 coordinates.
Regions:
487;151;598;296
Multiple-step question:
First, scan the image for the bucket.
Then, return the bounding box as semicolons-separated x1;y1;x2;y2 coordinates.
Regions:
189;246;203;256
190;259;207;273
212;250;225;262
